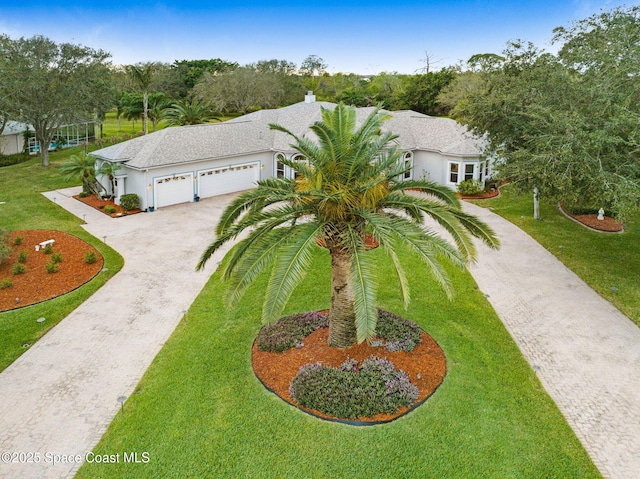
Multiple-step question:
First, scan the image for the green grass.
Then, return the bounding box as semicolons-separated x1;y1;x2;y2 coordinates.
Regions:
0;148;123;371
470;184;640;326
76;246;600;478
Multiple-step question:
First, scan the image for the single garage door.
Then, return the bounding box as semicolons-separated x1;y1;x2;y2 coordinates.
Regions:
197;162;259;198
155;173;193;208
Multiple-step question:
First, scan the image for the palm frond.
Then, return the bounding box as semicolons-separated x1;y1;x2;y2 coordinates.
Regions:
345;226;377;343
262;222;326;323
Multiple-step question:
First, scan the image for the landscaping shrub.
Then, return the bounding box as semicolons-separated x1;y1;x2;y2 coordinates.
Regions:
84;250;97;264
18;251;28;263
0;278;12;289
457;179;484;196
0;152;29;168
43;243;54;254
78;191;90;198
13;236;23;246
51;252;63;264
289;355;419;419
103;205;117;214
376;309;423;352
45;261;59;274
12;263;26;275
119;193;139;212
256;311;329;352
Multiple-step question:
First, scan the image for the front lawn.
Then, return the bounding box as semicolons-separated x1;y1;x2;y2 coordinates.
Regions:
76;245;600;478
0;148;123;371
470;184;640;326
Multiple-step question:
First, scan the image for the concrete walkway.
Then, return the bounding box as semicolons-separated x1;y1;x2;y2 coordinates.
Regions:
0;187;234;479
464;202;640;479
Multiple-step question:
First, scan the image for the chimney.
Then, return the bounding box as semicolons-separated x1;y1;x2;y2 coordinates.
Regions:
304;91;316;103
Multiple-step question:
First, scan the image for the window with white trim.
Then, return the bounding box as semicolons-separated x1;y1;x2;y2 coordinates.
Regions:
401;152;413;181
464;163;475;181
274;152;286;179
449;162;460;183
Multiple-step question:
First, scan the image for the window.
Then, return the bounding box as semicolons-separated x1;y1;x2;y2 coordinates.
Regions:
292;154;307;180
464;164;475;181
479;162;485;182
274;153;286;179
402;152;413;181
449;163;459;183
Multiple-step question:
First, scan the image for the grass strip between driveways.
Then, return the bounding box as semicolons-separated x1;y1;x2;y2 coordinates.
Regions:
0;149;124;371
76;245;600;479
469;184;640;327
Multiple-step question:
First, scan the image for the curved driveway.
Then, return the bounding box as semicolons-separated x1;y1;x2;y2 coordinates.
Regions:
0;191;638;479
0;187;232;479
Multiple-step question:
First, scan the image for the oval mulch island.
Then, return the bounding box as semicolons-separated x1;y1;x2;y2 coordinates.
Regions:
252;310;446;425
0;230;104;312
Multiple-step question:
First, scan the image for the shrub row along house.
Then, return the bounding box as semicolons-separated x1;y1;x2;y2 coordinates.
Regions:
91;93;490;210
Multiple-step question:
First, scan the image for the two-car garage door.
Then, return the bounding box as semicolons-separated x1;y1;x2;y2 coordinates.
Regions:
153;162;260;209
197;162;259;199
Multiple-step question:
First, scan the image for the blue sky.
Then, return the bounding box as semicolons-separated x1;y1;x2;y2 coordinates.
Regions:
0;1;636;73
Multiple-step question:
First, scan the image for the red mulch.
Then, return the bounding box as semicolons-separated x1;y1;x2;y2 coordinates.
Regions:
252;325;446;423
0;230;104;312
73;194;142;217
570;213;624;232
458;189;500;200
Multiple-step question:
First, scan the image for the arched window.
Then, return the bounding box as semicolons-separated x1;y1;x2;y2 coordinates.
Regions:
274;152;287;179
401;152;413;181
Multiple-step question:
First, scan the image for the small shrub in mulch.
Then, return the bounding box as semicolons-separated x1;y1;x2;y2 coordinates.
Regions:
84;251;97;264
13;236;24;246
12;263;26;275
17;251;28;264
51;252;63;264
103;205;117;214
257;311;329;352
45;261;59;274
0;278;12;289
42;243;53;254
289;355;419;419
376;309;423;352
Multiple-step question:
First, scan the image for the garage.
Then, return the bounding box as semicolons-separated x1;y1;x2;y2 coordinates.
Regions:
197;162;260;199
154;173;194;208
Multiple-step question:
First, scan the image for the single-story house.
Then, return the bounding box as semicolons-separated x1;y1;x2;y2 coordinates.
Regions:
0;121;32;155
91;93;490;211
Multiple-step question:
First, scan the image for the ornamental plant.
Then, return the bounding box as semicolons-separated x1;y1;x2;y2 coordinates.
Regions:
45;261;59;274
256;311;328;352
119;193;139;212
289;355;419;419
12;263;26;275
0;278;13;289
84;250;97;264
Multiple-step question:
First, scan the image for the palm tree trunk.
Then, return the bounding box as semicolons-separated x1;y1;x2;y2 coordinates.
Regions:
328;251;357;348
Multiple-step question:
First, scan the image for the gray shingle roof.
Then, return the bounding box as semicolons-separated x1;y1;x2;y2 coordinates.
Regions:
91;101;483;169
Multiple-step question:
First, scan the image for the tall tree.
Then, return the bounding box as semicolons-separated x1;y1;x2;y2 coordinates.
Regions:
125;62;161;135
197;103;498;348
401;68;456;115
162;100;217;126
449;7;640;219
0;35;112;166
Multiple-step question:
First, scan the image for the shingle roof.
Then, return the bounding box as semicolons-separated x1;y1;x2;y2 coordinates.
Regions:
1;121;33;136
91;101;484;169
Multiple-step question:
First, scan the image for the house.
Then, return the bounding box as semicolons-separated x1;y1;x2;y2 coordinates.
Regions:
0;121;32;155
91;93;489;211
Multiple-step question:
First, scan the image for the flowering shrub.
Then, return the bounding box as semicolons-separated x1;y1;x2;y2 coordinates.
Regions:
256;311;329;352
376;309;423;352
289;355;419;419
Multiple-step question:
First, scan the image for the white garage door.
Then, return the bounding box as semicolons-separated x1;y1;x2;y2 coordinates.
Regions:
197;162;259;198
155;173;193;208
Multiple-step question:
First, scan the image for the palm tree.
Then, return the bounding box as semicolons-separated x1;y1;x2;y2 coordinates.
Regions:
197;103;499;348
125;62;158;135
96;160;122;197
60;152;102;196
163;100;218;126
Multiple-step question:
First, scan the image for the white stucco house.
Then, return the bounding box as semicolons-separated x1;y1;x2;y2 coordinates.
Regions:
0;121;32;155
91;93;490;211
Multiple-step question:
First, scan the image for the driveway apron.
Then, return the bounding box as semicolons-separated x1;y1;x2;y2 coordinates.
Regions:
0;187;231;479
463;202;640;479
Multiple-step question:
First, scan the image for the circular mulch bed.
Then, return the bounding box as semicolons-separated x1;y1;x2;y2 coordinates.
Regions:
252;323;447;424
0;230;104;312
73;194;142;218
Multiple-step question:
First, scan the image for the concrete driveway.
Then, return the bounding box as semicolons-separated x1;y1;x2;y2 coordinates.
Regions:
0;187;234;479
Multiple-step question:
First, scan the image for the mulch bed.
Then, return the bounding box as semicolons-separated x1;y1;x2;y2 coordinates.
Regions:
252;323;446;424
458;188;500;200
558;204;624;233
0;230;103;312
73;194;142;218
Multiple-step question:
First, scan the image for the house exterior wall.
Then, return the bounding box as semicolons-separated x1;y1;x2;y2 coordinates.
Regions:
413;150;489;190
122;152;271;210
0;133;25;155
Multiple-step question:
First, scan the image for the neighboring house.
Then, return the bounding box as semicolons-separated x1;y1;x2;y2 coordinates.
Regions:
0;120;95;156
0;121;32;155
91;93;490;211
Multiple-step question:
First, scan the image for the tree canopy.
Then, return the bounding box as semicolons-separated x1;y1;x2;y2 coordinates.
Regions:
444;6;640;219
0;34;112;166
